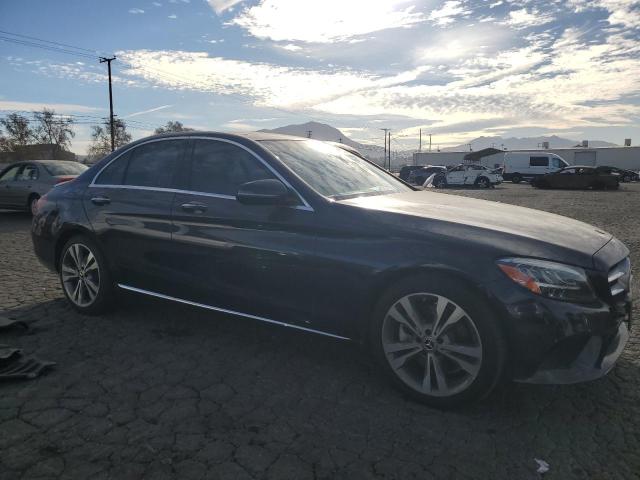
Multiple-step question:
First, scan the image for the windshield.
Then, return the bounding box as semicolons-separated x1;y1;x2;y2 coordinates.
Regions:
43;162;87;176
260;140;411;200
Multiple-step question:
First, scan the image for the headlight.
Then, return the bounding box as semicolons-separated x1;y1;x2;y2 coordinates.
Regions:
497;258;596;303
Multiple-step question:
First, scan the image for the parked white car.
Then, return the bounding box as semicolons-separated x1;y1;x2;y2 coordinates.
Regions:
428;164;503;188
502;152;569;183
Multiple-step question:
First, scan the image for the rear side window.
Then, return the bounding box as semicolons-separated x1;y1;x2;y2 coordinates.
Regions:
189;140;274;196
530;156;549;167
124;140;184;188
95;151;131;185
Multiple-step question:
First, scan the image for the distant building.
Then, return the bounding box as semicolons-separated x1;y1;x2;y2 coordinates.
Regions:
413;145;640;171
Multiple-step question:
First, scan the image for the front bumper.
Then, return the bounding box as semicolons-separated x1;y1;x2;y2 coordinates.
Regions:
517;317;629;384
488;273;631;384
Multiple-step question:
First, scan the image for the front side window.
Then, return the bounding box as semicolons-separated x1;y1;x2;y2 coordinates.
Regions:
17;165;38;181
124;140;184;188
189;140;274;196
261;140;411;200
559;168;576;175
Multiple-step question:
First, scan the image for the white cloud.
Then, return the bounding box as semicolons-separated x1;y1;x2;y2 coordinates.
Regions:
118;49;427;109
153;2;162;6
208;0;244;15
0;100;101;114
428;1;471;26
168;14;177;19
279;44;303;52
128;8;145;14
229;0;426;43
504;8;555;29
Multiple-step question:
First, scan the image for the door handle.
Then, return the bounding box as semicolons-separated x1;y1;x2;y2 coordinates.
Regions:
91;196;111;206
181;202;207;213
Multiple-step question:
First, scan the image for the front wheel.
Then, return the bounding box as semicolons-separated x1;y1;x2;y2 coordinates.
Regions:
623;175;631;182
476;177;490;189
434;176;447;188
59;235;115;315
29;195;40;216
511;173;522;184
370;275;506;408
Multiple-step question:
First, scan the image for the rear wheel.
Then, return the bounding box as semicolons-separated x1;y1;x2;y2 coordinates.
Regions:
370;275;506;408
511;173;522;184
59;235;115;315
28;194;40;216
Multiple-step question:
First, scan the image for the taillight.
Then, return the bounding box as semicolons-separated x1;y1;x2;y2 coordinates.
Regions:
55;176;75;185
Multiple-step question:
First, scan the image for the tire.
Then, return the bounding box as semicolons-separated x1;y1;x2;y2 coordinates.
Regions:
59;235;115;315
511;173;522;184
623;175;631;183
434;175;447;188
476;177;490;189
28;194;40;216
370;275;507;408
415;176;426;186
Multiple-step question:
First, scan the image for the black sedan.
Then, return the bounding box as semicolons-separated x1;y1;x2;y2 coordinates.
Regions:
531;165;619;189
32;132;631;407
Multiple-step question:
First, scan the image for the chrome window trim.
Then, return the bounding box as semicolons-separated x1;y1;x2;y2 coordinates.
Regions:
89;136;314;212
117;284;350;341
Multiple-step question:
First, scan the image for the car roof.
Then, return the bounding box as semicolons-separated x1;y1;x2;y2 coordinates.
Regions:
147;130;307;143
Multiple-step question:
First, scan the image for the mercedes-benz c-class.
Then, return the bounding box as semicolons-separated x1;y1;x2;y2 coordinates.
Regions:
31;132;632;407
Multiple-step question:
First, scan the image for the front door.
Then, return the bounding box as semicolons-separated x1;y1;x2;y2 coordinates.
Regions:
447;166;465;185
0;165;21;206
84;139;188;291
169;138;318;327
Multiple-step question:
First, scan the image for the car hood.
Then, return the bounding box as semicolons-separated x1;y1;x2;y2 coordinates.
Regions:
338;190;615;268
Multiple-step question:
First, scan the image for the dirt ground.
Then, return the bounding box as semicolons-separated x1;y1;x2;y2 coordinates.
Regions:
1;183;639;480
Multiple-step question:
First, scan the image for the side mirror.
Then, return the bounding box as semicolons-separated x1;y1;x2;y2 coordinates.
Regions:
236;179;295;206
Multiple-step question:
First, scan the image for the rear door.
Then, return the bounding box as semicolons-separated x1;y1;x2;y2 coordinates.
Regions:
10;163;39;208
447;165;465;184
84;139;188;292
169;138;318;326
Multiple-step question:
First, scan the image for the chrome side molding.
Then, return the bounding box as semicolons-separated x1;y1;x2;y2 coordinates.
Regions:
117;284;351;341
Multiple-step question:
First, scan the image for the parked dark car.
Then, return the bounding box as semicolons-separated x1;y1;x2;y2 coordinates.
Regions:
0;160;87;214
409;166;447;185
32;133;631;407
399;165;425;182
595;166;639;182
531;166;619;190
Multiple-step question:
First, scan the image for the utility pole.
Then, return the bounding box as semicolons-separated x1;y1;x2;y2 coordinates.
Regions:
419;129;422;152
387;131;391;170
380;128;389;169
306;130;312;138
99;56;116;152
429;133;432;152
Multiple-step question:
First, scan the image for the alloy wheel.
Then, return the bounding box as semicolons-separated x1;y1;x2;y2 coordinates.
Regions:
61;243;101;307
478;178;489;188
381;293;483;397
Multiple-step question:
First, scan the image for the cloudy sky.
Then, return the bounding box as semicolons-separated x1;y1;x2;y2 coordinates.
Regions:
1;0;639;153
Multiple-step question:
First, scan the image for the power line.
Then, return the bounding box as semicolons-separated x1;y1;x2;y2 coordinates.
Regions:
0;35;99;60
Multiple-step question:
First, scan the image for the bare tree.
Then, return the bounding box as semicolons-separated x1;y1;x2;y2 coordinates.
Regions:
88;119;132;160
154;121;194;134
33;109;75;156
0;113;34;151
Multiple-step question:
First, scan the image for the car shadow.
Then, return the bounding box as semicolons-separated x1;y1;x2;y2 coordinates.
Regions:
0;210;32;233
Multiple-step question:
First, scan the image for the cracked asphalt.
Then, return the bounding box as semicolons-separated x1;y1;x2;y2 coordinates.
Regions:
1;183;639;479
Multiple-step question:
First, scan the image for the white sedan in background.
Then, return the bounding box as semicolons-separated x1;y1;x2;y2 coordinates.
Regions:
426;164;503;189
